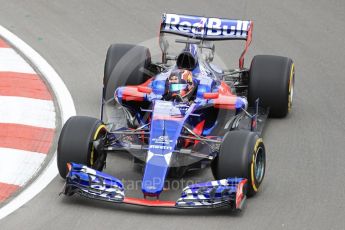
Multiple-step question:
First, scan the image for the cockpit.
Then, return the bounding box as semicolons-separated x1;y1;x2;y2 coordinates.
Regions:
163;69;197;102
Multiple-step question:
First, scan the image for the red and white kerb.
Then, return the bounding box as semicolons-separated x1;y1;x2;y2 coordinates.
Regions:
0;38;56;203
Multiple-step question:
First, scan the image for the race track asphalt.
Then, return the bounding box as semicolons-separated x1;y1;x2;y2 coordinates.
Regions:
0;0;344;229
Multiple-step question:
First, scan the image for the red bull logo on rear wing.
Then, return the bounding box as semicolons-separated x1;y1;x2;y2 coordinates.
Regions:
160;13;253;41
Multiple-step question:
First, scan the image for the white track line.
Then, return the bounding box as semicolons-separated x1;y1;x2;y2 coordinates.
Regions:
0;48;36;73
0;26;76;219
0;148;46;186
0;96;55;128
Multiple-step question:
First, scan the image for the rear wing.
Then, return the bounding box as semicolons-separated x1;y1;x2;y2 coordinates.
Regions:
160;13;252;40
159;13;253;68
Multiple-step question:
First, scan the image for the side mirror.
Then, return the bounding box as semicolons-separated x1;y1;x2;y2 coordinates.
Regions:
138;86;152;94
203;92;219;99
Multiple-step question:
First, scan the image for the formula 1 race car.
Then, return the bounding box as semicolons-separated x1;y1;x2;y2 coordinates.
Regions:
57;13;295;211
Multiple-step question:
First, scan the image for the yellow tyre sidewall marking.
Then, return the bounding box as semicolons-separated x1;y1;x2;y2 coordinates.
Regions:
288;63;295;112
90;124;106;166
251;138;263;192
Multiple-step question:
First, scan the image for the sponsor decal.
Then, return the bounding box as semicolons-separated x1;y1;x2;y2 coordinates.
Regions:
178;106;188;111
152;135;172;145
149;145;173;150
163;14;250;38
155;101;171;108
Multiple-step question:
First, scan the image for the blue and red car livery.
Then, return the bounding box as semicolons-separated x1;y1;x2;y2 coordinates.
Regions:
58;13;294;211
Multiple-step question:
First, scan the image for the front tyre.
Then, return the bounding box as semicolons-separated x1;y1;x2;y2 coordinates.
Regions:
211;130;266;197
57;116;107;178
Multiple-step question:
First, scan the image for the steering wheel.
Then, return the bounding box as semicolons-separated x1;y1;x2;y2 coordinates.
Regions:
171;93;184;102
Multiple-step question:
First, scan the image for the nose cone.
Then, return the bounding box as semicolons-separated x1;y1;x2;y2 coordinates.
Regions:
142;100;191;196
142;152;172;195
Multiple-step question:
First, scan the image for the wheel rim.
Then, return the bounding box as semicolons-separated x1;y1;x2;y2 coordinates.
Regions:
254;146;265;183
90;124;107;166
288;63;295;112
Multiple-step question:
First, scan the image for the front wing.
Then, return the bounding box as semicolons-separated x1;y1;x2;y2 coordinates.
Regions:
61;163;247;211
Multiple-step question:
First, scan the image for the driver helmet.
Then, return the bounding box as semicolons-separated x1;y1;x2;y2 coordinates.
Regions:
166;69;195;99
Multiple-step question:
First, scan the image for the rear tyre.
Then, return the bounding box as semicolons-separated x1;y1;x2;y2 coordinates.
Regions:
248;55;295;118
211;130;266;197
103;44;151;101
57;116;107;178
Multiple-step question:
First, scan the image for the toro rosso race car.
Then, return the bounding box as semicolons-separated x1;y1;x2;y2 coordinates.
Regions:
57;13;295;211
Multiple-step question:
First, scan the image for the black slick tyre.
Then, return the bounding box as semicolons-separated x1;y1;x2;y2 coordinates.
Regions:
248;55;295;118
57;116;107;178
103;44;151;101
212;130;266;197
